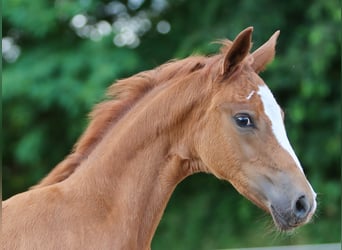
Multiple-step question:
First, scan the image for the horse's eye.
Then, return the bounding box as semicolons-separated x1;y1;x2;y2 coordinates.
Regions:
234;114;254;128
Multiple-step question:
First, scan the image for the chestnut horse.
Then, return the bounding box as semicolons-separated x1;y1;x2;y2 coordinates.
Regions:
2;27;316;249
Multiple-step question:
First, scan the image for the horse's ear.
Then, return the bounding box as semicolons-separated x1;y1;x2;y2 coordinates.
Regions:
221;27;253;77
251;30;280;73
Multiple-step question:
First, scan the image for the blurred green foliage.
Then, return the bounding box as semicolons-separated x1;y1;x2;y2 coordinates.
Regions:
3;0;340;249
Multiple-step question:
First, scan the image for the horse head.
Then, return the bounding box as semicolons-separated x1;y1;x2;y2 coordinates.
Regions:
194;27;316;231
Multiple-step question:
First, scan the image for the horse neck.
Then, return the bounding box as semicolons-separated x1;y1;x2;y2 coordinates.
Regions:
63;79;209;248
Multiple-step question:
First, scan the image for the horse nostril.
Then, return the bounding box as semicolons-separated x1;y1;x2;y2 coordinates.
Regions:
294;195;310;219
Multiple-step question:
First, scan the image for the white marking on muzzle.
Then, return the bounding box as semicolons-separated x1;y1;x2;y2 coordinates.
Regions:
257;85;303;171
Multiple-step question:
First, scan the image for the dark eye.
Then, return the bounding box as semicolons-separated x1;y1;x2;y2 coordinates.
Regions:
234;113;255;128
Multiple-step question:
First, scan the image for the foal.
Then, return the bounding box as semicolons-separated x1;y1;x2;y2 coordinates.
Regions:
2;27;316;249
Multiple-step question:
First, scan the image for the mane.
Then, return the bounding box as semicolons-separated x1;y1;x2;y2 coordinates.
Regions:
31;41;234;189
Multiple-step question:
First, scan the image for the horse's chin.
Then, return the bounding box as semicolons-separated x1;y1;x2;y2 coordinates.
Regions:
270;210;295;231
270;205;307;232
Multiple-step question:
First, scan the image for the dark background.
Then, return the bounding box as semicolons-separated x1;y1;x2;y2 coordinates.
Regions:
3;0;340;248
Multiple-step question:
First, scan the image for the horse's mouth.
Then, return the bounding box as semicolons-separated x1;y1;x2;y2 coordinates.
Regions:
270;205;302;231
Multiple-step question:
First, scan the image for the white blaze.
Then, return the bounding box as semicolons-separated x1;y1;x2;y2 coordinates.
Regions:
257;85;303;171
257;85;317;205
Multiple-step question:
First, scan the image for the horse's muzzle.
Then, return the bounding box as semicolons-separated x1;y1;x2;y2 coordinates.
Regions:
270;194;315;231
